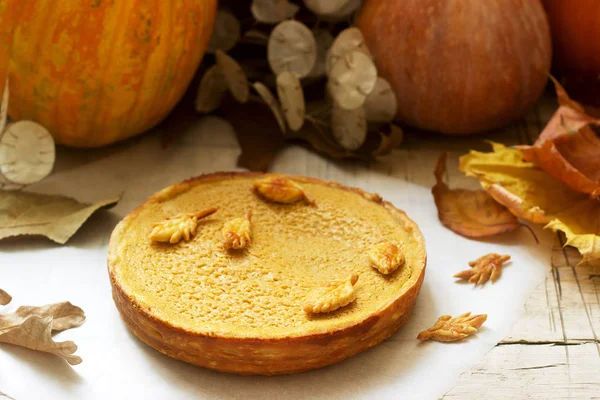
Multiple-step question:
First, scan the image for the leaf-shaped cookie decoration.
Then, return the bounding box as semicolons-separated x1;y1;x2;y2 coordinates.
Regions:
0;315;82;365
207;10;241;53
0;301;85;333
454;253;511;286
461;142;600;264
304;274;358;314
0;191;120;244
268;20;317;78
432;152;521;238
521;78;600;198
417;312;487;342
215;50;250;103
0;289;11;306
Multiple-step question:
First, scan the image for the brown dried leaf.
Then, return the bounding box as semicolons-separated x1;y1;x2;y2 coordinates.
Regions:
417;312;487;342
0;301;85;333
432;153;521;238
372;124;404;156
0;316;82;365
0;289;11;306
217;98;286;172
454;253;511;286
0;191;120;244
521;77;600;198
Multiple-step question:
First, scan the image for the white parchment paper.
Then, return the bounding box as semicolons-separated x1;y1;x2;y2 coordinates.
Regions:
0;118;552;399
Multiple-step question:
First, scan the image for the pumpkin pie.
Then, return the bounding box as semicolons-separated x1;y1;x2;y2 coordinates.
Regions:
108;172;426;375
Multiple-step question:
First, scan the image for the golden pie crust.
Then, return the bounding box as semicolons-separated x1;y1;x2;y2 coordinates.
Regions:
108;172;427;375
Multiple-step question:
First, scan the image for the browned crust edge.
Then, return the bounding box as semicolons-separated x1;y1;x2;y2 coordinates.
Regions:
107;172;427;375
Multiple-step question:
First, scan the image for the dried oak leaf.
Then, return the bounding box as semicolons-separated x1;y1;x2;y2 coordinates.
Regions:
461;142;600;264
521;77;600;198
417;312;487;342
0;191;120;244
432;152;521;238
0;301;85;365
0;289;11;306
454;253;511;286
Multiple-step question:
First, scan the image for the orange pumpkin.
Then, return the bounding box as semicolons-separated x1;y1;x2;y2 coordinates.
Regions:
542;0;600;77
356;0;552;135
3;0;216;147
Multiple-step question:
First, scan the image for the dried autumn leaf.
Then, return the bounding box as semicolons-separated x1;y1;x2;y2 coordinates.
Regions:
217;98;285;172
417;312;487;342
0;316;82;365
0;191;120;244
195;65;228;113
267;20;317;78
372;124;404;156
215;50;250;103
328;51;377;110
432;152;521;238
277;71;305;132
207;10;241;53
454;253;511;286
521;77;600;198
0;289;10;306
0;121;55;185
461;142;600;264
251;0;299;24
304;274;358;314
0;301;85;333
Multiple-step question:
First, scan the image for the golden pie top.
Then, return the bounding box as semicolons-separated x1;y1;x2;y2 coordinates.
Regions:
108;173;426;340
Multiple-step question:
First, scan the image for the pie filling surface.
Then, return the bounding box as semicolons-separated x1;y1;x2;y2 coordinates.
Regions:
111;176;423;338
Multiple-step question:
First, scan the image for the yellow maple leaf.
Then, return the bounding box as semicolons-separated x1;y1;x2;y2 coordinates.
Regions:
460;142;600;264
